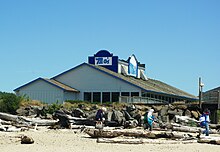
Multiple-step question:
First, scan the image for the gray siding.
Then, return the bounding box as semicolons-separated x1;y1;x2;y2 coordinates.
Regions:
16;80;64;104
63;91;79;101
54;64;142;100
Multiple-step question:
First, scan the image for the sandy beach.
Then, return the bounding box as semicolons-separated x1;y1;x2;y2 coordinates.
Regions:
0;127;219;152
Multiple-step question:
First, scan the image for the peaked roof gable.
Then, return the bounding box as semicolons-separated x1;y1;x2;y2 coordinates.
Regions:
14;77;79;92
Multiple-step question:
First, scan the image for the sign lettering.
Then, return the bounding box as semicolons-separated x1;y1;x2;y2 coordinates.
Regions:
95;57;112;65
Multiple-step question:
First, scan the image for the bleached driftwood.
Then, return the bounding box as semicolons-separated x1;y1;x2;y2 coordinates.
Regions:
198;136;220;145
209;124;220;130
97;138;198;144
97;138;144;144
84;128;163;138
172;123;220;134
0;112;58;126
84;128;195;139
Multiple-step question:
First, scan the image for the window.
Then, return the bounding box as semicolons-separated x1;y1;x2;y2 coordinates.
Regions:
84;92;91;102
102;92;110;103
131;92;139;97
112;92;119;102
121;92;129;96
93;92;101;103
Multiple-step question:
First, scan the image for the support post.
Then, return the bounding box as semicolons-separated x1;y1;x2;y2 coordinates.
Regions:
218;91;220;110
199;77;202;109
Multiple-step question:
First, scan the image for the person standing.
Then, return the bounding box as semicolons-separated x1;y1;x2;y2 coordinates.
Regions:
143;108;155;131
199;109;210;136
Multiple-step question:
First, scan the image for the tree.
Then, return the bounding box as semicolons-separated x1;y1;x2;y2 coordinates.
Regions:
0;92;21;114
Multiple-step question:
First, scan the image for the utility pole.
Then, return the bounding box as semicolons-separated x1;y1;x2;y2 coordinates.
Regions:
198;77;204;109
218;90;220;110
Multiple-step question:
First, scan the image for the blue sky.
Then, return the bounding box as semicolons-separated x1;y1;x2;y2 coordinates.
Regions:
0;0;219;96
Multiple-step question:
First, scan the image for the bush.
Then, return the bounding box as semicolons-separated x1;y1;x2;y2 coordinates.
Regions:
47;101;63;114
0;92;22;114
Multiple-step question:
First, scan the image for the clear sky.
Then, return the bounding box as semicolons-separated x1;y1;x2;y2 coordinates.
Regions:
0;0;219;96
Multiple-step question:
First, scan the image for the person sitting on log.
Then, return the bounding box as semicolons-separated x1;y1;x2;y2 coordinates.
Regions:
199;108;210;136
143;108;155;131
95;107;107;129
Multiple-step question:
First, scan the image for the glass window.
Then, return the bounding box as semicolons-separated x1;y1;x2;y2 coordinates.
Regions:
121;92;129;96
84;92;91;102
131;92;139;97
93;92;101;103
102;92;110;103
112;92;119;102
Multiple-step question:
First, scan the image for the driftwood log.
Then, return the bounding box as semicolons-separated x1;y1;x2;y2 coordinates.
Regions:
84;128;196;140
97;138;198;144
172;123;220;134
0;112;58;126
97;138;144;144
198;136;220;145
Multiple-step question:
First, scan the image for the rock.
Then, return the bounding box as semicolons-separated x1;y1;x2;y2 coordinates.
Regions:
111;110;125;126
21;136;34;144
184;109;192;117
152;105;163;112
191;111;199;119
84;107;90;111
160;105;169;116
168;104;175;110
72;108;86;118
175;104;187;110
160;116;169;123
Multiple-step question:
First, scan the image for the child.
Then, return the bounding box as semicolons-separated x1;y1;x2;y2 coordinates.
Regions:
199;109;210;136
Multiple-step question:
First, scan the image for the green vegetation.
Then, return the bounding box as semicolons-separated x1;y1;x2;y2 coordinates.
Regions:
0;92;22;114
47;101;63;114
0;92;126;114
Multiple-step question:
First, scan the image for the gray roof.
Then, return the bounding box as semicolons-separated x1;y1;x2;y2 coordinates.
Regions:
43;78;79;92
14;77;79;92
87;63;197;100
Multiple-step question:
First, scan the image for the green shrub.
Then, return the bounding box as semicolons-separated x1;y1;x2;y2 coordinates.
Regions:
0;92;22;114
47;101;63;114
65;100;88;104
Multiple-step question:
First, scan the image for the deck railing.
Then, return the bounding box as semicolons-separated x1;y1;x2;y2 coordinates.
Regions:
119;96;168;104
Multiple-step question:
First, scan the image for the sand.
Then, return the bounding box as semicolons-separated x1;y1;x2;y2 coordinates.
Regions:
0;128;219;152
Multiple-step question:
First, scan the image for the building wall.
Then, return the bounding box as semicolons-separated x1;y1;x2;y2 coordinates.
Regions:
16;80;64;104
63;91;79;101
54;64;142;101
203;89;220;103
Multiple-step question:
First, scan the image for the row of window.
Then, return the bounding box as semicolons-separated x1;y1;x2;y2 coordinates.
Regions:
84;91;188;103
84;92;139;103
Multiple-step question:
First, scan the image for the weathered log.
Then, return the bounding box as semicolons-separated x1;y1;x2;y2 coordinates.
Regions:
0;112;58;126
172;123;220;134
0;119;12;125
97;138;144;144
0;112;18;122
0;125;25;132
84;128;196;139
198;136;220;145
209;124;220;130
97;138;197;144
85;128;154;138
172;126;199;133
